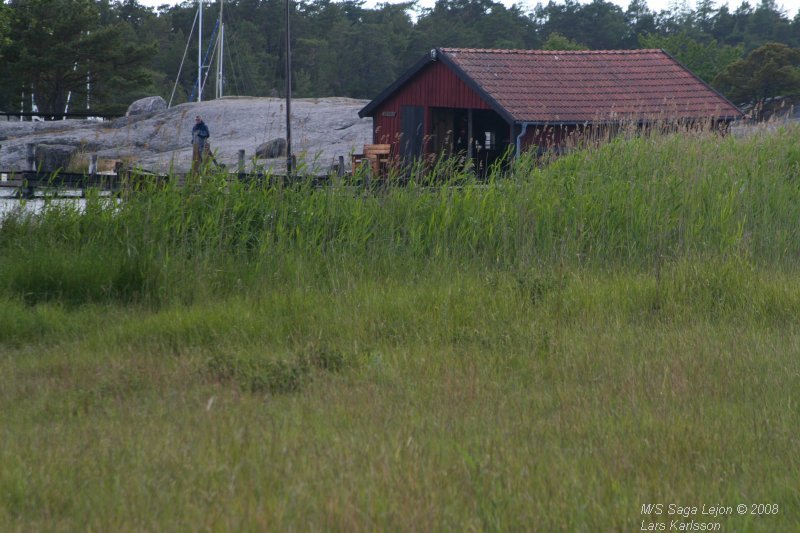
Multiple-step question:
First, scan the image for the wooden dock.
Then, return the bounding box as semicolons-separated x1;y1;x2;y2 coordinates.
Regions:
0;143;366;199
0;170;128;199
0;168;357;199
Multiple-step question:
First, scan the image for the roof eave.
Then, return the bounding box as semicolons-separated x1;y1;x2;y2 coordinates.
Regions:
658;48;744;118
511;115;743;126
359;48;520;124
435;49;517;124
358;53;436;118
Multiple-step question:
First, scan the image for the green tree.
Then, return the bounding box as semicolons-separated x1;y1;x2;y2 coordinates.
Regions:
744;0;792;50
726;1;754;46
410;0;535;61
639;31;743;84
535;0;628;49
87;18;159;112
541;32;588;50
410;0;493;56
3;0;155;114
694;0;717;35
713;42;800;107
0;3;11;57
0;4;13;109
652;0;695;36
624;0;657;45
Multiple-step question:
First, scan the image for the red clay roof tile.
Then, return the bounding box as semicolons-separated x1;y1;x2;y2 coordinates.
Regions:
440;48;741;122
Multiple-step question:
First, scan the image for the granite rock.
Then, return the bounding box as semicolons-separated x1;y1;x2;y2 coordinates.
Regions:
255;138;287;159
0;97;372;174
126;96;168;117
35;144;77;172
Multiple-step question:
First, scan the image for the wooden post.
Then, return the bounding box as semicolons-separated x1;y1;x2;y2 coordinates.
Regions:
23;143;36;199
26;143;36;172
467;110;473;160
89;154;98;176
114;161;123;189
238;149;245;179
338;155;345;177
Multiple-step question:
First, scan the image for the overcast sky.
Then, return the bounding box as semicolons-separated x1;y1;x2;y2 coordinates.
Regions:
138;0;799;18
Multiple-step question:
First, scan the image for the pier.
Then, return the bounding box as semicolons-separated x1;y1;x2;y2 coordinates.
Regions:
0;169;125;199
0;143;359;199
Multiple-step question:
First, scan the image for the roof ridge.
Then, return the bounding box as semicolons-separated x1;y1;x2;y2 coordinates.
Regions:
440;47;664;55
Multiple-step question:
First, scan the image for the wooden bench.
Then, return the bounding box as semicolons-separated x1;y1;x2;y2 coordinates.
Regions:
352;144;392;177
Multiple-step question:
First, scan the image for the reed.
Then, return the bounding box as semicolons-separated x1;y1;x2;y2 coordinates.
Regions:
3;124;800;305
1;125;798;530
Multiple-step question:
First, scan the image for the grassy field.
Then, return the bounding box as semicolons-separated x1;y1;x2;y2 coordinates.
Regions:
1;126;799;530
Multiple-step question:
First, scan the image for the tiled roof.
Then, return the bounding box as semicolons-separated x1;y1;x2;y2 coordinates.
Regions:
439;48;741;123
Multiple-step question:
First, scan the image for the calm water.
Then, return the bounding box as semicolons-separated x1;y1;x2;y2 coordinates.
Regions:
0;195;92;219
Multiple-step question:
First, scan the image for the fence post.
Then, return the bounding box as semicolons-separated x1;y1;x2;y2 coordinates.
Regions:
238;149;245;179
338;155;345;177
89;154;98;176
114;161;123;190
26;144;36;172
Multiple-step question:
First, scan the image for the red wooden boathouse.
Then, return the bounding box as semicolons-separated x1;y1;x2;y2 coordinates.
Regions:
358;48;742;169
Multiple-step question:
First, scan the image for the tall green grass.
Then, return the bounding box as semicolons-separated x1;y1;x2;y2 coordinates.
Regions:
1;126;799;530
3;125;800;306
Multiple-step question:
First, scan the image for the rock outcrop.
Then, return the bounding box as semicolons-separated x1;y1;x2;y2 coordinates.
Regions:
35;144;77;172
0;97;372;174
126;96;168;117
255;138;287;159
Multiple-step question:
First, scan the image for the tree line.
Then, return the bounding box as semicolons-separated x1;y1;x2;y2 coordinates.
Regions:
1;0;799;115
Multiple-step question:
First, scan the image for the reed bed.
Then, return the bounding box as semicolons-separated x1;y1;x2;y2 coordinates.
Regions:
0;125;798;530
1;127;799;304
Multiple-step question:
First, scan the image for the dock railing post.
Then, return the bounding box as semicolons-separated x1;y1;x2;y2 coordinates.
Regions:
88;154;98;192
238;149;245;180
21;143;37;198
26;144;36;172
114;161;123;193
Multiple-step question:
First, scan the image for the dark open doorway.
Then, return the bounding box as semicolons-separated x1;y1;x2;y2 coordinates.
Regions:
400;105;425;163
429;107;511;175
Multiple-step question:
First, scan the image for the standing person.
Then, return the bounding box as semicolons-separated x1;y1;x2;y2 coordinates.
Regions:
191;115;210;174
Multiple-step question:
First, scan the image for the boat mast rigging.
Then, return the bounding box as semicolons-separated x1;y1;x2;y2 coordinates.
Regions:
169;0;225;107
216;0;224;99
198;0;202;102
285;0;292;175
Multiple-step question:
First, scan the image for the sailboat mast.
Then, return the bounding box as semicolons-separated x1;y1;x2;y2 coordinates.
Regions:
216;0;224;99
197;0;203;102
285;0;292;175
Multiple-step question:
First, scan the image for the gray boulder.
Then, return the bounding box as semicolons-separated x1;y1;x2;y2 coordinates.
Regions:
126;96;167;117
35;144;77;172
255;138;287;159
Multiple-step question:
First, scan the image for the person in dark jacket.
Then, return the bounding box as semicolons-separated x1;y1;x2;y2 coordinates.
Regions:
191;116;210;173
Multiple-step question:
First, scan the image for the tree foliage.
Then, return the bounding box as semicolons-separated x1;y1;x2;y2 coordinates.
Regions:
542;32;588;51
639;32;743;85
1;0;154;114
714;42;800;107
0;4;11;56
2;0;800;114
